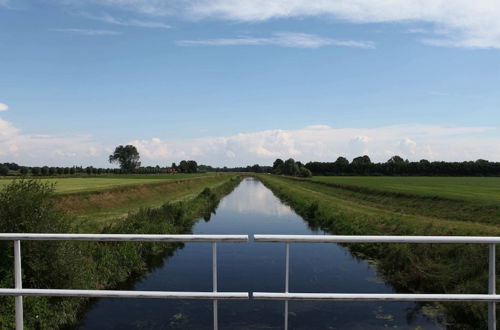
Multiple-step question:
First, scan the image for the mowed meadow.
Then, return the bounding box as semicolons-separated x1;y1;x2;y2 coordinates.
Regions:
309;176;500;205
0;173;215;194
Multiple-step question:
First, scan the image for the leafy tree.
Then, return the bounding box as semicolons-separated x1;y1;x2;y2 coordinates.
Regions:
41;166;49;176
251;164;262;173
19;167;29;176
31;167;41;176
283;158;299;176
335;157;349;167
387;155;405;164
187;160;198;173
0;165;8;176
178;160;188;173
352;155;372;165
109;145;141;173
273;158;284;174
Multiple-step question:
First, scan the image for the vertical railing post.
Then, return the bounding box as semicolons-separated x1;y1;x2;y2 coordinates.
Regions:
14;240;23;330
212;242;218;330
489;244;496;330
284;242;289;330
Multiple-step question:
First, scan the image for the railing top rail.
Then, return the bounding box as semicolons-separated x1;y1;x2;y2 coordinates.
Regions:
254;234;500;244
0;233;248;242
0;289;248;300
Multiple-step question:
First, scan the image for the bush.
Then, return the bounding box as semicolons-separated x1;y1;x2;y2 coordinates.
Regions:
0;179;89;328
298;166;312;177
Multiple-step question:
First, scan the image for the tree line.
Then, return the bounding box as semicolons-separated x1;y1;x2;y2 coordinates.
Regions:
305;155;500;176
3;144;500;177
0;145;203;176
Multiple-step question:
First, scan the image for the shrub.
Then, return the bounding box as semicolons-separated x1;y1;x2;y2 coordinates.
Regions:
0;179;89;328
298;166;312;177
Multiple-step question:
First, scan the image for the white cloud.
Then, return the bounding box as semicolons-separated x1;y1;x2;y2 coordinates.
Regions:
1;116;499;166
51;28;121;36
58;0;500;49
178;32;374;48
0;117;107;166
0;103;8;111
129;124;499;166
83;13;170;28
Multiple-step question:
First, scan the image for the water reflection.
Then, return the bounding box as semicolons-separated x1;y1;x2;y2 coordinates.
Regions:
78;178;444;329
218;179;294;216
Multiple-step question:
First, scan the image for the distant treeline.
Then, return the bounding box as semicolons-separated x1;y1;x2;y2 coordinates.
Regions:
304;155;500;176
4;154;500;177
0;160;205;176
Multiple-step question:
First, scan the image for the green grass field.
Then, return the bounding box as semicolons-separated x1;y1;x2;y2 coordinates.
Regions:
0;173;216;194
310;176;500;205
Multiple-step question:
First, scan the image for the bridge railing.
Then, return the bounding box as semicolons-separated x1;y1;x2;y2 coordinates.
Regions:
0;233;250;330
1;234;499;329
253;235;500;330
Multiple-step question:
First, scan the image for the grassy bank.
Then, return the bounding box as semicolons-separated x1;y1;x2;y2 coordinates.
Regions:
0;175;242;329
256;174;499;329
57;174;237;232
0;173;217;193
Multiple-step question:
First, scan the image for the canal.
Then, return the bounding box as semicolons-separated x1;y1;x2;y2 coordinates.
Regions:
78;177;442;329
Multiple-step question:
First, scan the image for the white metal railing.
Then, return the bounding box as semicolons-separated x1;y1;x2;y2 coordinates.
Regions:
253;235;500;330
1;234;499;329
0;234;249;330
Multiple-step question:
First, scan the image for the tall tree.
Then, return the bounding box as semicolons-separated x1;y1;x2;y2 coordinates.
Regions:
352;155;372;165
109;145;141;173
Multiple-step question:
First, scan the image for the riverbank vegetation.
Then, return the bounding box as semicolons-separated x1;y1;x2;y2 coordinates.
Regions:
57;174;236;231
0;175;242;329
256;174;499;329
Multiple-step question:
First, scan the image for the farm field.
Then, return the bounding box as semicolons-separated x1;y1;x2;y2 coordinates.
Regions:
310;176;500;205
0;173;216;194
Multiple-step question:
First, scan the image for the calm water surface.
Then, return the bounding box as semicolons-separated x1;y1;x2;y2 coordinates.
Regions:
78;178;443;329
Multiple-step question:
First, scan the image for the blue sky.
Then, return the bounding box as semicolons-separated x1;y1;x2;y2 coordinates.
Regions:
1;0;499;167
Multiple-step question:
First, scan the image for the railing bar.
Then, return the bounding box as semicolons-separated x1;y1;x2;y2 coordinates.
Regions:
14;240;23;330
489;243;496;330
254;235;500;244
285;243;289;293
253;292;500;302
213;242;218;330
0;234;248;242
284;242;289;330
213;300;218;330
0;289;248;299
213;242;217;293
